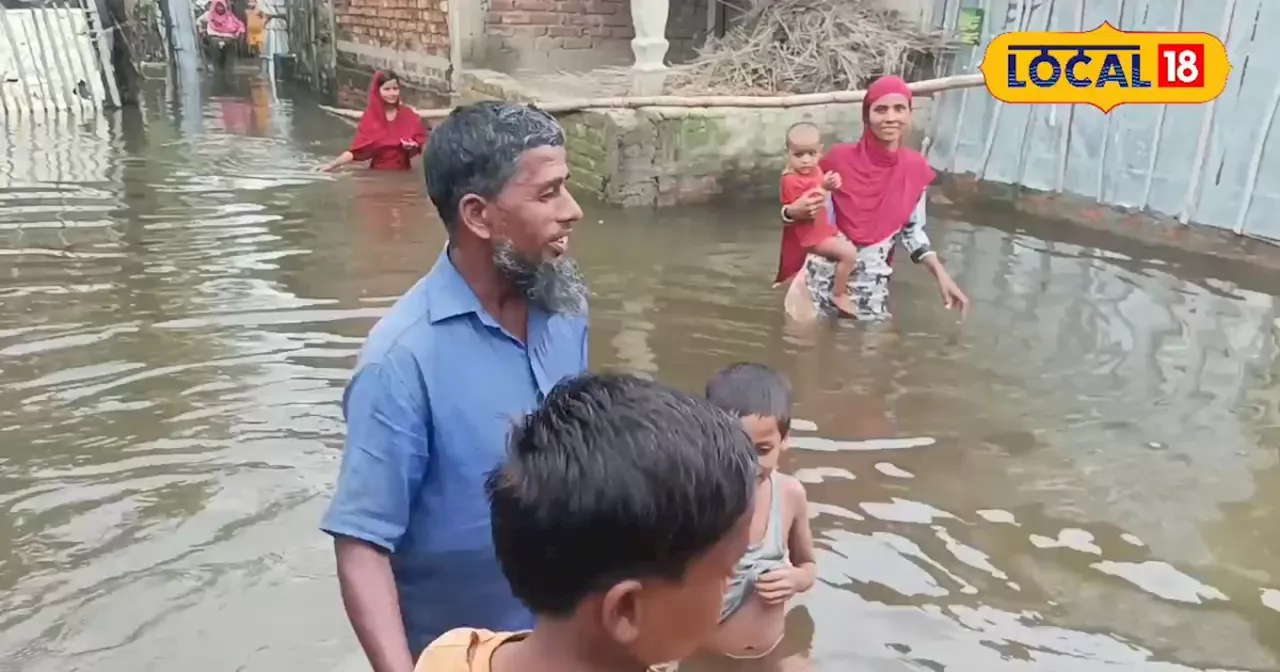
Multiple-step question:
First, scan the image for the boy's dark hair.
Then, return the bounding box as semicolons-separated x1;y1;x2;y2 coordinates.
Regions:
488;373;756;617
705;362;793;436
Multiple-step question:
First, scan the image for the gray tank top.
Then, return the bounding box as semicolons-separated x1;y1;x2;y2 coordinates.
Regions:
719;470;789;623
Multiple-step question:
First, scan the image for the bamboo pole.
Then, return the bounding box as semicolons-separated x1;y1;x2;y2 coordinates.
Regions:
318;73;987;121
1179;0;1236;225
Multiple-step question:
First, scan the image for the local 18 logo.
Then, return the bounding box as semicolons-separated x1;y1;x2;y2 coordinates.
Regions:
980;22;1231;113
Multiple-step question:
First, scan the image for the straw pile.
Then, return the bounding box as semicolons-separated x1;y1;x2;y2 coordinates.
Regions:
667;0;951;95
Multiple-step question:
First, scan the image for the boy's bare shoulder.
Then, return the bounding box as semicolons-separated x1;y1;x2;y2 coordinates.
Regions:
777;472;809;508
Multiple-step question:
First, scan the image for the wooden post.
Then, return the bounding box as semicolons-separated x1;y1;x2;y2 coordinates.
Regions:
447;0;462;92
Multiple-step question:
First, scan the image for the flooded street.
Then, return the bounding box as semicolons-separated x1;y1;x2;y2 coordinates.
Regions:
3;71;1280;671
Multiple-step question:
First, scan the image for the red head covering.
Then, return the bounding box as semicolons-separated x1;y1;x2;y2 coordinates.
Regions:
207;0;245;36
820;75;936;247
349;70;425;159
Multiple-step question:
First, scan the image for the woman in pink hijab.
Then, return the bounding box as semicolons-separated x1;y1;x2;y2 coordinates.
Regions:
782;75;969;321
199;0;246;38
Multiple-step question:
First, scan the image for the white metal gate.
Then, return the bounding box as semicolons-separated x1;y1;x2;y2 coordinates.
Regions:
0;1;118;117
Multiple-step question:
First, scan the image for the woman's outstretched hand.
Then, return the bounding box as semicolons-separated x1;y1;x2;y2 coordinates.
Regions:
935;271;970;318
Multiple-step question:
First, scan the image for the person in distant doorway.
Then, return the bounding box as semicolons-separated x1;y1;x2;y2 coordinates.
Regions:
245;0;278;57
196;0;245;70
774;122;860;317
321;100;589;672
196;0;245;40
781;75;969;321
322;70;427;172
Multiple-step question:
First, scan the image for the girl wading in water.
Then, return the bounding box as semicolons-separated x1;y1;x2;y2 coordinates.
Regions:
322;70;427;172
782;75;969;321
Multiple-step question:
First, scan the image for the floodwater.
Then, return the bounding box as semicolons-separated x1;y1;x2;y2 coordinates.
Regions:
2;71;1280;672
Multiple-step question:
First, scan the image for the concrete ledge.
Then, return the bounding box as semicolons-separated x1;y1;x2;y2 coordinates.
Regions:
457;68;937;208
336;40;451;95
935;175;1280;280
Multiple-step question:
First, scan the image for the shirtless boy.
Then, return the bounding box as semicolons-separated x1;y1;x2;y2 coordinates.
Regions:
414;373;758;672
691;363;817;671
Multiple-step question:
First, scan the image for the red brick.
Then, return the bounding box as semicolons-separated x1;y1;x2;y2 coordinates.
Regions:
500;11;532;23
548;25;585;37
602;11;630;26
513;0;552;9
525;11;563;24
489;0;515;8
495;24;548;37
558;36;593;49
556;0;584;12
582;0;617;13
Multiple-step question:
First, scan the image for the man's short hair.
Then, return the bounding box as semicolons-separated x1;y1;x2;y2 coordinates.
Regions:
488;373;756;616
423;101;565;235
705;362;793;436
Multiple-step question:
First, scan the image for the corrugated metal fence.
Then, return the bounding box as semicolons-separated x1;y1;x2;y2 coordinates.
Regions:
926;0;1280;244
0;0;118;116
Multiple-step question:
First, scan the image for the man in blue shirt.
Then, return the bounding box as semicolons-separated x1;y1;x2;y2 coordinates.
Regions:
321;101;589;672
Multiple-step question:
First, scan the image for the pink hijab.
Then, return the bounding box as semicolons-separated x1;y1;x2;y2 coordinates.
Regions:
208;0;245;36
820;76;936;247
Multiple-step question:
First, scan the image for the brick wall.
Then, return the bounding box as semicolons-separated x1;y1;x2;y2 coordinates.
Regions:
333;0;449;55
331;0;452;93
483;0;710;72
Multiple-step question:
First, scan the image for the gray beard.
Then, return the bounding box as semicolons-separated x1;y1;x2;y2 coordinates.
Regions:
492;238;588;315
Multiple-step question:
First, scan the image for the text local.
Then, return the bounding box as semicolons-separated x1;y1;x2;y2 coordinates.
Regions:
1007;45;1154;89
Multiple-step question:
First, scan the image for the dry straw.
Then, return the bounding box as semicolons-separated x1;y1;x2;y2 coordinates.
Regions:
668;0;952;95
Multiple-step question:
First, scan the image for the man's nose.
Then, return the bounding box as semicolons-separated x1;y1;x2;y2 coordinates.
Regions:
560;187;584;224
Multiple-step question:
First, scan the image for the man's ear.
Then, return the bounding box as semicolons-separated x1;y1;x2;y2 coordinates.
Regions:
458;193;492;241
600;579;644;646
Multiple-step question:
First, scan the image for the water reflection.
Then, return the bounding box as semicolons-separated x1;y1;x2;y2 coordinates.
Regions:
1;73;1279;671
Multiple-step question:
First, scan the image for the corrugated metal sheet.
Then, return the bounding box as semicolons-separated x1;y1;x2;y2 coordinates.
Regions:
0;4;116;117
926;0;1280;244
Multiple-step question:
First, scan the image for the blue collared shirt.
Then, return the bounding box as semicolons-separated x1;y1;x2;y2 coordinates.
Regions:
321;248;588;656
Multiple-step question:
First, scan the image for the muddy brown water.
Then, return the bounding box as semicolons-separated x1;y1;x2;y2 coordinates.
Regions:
2;72;1280;672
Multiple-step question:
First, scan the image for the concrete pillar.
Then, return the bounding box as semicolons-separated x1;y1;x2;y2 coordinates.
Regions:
629;0;668;95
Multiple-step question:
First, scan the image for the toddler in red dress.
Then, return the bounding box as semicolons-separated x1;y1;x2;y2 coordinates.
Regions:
775;122;860;317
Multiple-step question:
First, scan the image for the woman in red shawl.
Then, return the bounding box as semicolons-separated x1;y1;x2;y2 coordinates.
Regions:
322;70;427;172
781;75;969;321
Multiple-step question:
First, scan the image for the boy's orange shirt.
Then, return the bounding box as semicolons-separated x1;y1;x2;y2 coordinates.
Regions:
416;628;670;672
415;629;524;672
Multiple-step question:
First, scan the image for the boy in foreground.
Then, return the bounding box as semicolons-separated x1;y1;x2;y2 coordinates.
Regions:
415;373;758;672
690;362;818;671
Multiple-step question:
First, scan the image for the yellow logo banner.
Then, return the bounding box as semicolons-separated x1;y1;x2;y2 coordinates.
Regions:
979;22;1231;113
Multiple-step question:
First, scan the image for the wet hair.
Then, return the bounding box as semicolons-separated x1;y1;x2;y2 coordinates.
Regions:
785;121;821;149
488;373;757;617
424;100;565;235
705;362;793;436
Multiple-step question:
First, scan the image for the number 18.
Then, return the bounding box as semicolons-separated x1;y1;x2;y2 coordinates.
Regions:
1158;44;1205;88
